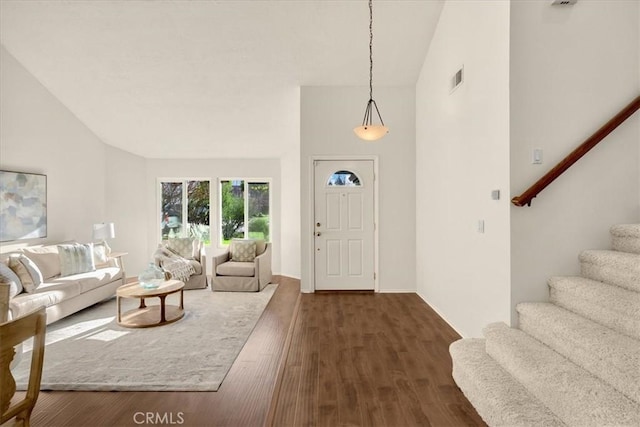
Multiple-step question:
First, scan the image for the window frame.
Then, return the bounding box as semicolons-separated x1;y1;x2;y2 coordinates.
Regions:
157;177;212;244
218;177;272;247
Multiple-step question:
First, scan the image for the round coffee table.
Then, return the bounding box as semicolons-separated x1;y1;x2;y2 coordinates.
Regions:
116;279;185;328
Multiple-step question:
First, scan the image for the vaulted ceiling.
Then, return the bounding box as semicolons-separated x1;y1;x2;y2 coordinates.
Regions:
1;0;444;159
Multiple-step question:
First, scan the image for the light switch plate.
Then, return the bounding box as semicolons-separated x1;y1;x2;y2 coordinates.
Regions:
532;148;543;164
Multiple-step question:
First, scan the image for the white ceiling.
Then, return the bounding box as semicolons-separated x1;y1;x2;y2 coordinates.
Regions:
0;0;444;159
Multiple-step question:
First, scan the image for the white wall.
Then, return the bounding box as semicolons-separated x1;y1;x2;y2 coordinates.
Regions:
510;0;640;324
280;147;301;279
0;46;107;250
415;1;511;338
144;158;282;275
105;146;147;277
300;86;416;293
279;87;302;280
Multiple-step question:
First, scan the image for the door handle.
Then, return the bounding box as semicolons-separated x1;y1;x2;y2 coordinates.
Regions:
315;232;321;237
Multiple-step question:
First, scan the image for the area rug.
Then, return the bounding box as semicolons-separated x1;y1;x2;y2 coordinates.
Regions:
11;284;277;391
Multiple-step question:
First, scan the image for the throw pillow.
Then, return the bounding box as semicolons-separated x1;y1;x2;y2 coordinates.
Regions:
58;243;96;277
22;245;62;279
154;245;178;262
8;254;43;293
230;239;257;262
93;241;111;267
0;262;23;297
165;238;196;260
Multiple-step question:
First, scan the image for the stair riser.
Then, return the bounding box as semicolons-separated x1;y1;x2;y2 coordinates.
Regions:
612;235;640;254
549;287;640;340
581;262;640;293
518;309;640;404
485;323;640;426
450;339;564;427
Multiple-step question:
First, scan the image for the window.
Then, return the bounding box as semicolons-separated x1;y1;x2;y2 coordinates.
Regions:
327;170;361;186
219;179;270;245
159;180;210;243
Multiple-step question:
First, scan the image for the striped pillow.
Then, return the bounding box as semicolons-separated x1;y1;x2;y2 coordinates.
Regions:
58;243;96;277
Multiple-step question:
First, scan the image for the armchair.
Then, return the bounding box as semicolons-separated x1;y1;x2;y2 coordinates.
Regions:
154;238;208;290
211;240;272;292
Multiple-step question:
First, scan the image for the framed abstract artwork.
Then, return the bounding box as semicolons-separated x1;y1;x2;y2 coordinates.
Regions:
0;170;47;242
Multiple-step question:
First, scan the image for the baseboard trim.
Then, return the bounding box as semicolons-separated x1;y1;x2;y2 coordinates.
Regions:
379;289;417;293
416;291;466;338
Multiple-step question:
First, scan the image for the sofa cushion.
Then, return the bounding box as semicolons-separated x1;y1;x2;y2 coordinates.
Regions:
58;243;96;277
216;261;255;277
51;267;123;294
230;239;257;262
0;262;22;297
8;254;43;293
22;245;62;279
9;281;81;318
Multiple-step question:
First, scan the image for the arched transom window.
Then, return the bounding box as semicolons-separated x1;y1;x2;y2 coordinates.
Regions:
327;170;361;187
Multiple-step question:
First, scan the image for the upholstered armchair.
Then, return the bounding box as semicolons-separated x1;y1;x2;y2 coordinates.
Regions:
211;240;272;292
154;238;208;290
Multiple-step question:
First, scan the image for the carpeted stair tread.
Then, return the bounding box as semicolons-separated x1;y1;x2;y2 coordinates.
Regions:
579;249;640;292
450;338;565;427
517;302;640;404
548;276;640;339
611;224;640;254
484;322;640;427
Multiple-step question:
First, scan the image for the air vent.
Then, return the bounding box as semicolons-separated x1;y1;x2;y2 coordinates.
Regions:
551;0;577;5
451;66;464;93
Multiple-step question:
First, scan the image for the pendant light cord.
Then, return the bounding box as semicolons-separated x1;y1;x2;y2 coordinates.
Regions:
368;0;373;101
358;0;385;129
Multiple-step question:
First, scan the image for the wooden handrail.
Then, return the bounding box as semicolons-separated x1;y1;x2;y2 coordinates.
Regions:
512;95;640;207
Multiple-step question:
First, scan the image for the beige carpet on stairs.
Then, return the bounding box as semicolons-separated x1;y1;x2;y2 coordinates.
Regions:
450;224;640;426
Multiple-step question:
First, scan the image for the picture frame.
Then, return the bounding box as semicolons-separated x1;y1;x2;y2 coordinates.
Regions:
0;170;47;242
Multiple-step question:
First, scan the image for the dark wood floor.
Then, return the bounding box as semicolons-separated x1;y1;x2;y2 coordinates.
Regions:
18;278;484;427
270;292;485;427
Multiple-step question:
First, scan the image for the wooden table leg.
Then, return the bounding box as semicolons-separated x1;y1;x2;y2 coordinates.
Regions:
179;289;184;310
159;295;167;323
117;296;122;323
139;298;146;309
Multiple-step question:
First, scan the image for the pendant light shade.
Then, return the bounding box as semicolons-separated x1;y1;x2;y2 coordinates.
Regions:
353;125;389;141
354;0;388;141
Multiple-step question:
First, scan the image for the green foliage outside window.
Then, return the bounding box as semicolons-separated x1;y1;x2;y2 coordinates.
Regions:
221;181;245;240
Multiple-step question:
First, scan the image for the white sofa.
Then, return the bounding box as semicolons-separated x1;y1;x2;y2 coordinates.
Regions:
0;243;125;325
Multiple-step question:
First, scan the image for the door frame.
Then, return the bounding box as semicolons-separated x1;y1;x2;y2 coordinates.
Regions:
307;155;379;292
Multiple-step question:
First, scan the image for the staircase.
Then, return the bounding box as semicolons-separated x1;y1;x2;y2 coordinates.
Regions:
450;224;640;426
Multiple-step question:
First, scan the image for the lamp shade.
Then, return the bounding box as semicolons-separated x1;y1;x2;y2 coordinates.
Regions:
92;222;115;240
353;125;389;141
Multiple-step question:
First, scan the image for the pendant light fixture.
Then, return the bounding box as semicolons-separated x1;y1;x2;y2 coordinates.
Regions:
354;0;388;141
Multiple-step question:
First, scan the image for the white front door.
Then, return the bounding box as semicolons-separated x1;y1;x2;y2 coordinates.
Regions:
314;160;375;290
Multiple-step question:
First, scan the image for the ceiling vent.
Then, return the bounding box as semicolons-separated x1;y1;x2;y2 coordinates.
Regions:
451;66;464;93
551;0;577;5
